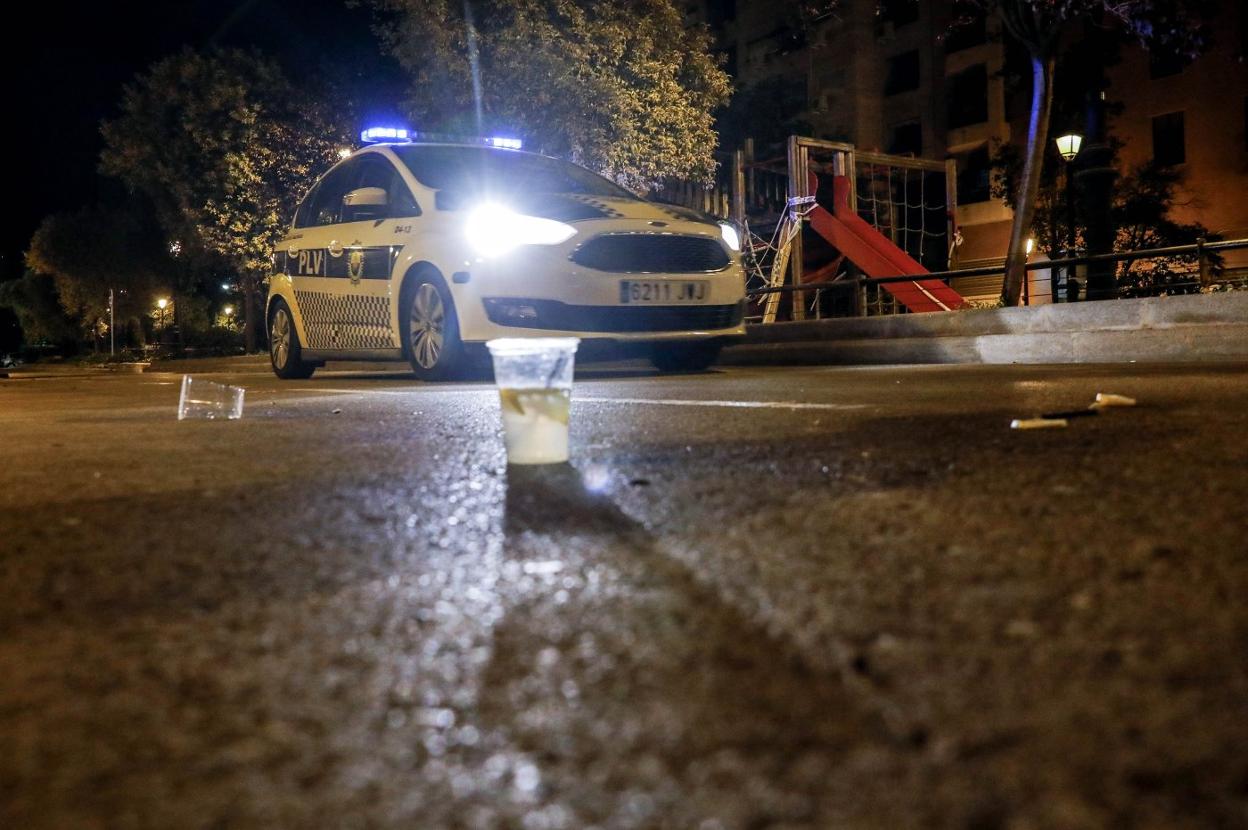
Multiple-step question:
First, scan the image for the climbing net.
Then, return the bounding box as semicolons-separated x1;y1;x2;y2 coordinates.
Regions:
854;163;951;272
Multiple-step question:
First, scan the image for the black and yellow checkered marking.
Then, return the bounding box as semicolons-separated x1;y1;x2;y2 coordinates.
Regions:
294;290;393;350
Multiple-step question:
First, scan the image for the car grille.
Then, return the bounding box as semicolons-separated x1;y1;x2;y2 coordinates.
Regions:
570;234;730;273
484;298;745;333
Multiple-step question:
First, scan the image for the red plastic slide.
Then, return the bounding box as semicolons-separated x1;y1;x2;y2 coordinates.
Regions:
804;173;965;312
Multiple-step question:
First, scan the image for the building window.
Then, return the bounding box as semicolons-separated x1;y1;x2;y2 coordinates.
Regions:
885;50;921;96
880;0;920;28
889;121;923;156
947;64;989;128
955;145;992;204
1152;111;1186;166
945;7;987;53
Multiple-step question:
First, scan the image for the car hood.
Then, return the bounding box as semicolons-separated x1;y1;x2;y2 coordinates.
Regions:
515;194;722;227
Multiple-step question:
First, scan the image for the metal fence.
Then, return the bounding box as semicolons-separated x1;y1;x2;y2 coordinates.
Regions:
744;238;1248;323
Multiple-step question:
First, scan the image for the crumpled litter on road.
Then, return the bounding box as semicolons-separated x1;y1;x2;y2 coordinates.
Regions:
1012;392;1138;430
1091;392;1137;409
1011;417;1069;430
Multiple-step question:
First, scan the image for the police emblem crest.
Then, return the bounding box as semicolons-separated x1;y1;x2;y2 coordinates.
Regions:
347;250;365;285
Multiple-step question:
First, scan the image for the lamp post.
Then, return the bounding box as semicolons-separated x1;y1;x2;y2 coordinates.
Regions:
156;298;170;345
1055;132;1083;301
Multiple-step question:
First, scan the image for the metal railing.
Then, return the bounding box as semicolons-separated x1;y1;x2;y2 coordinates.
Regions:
744;238;1248;322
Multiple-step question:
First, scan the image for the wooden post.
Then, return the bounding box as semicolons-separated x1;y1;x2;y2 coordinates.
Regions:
731;149;746;228
745;138;755;215
944;157;959;271
788;136;807;321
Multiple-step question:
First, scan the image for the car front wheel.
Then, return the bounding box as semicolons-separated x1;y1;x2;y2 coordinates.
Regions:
269;300;316;379
404;277;464;381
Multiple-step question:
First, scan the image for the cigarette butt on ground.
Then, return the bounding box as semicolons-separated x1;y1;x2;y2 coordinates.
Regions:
1092;393;1137;408
1011;417;1069;430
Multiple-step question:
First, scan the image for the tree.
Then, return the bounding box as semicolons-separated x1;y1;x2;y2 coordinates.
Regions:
100;49;349;351
0;271;78;351
975;0;1213;307
361;0;732;191
716;76;812;156
25;206;166;349
1113;161;1217;296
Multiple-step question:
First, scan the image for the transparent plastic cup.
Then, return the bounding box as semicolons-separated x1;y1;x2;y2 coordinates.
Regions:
486;338;579;465
177;375;245;421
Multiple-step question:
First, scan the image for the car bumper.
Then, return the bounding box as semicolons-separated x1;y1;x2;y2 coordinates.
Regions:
453;249;747;343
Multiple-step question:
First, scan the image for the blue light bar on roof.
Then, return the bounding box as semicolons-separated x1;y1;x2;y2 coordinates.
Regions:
360;126;411;144
486;136;523;150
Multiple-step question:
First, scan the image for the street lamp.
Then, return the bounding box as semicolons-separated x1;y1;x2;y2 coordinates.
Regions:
1054;132;1083;301
1055;133;1083;162
155;298;171;344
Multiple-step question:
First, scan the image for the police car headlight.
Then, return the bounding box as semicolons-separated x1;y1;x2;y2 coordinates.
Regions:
465;204;577;258
719;222;741;252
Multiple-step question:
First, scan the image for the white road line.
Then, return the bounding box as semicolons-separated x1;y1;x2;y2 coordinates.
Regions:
576;396;865;411
286;388;864;411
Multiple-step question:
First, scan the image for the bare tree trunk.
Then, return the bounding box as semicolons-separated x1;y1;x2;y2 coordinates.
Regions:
1001;52;1057;307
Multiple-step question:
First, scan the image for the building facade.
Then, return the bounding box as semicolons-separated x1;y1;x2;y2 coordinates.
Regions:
690;0;1248;282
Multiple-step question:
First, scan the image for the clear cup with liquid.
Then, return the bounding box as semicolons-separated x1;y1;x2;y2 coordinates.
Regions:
486;338;579;464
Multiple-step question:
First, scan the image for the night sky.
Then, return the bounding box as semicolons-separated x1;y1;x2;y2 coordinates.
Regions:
5;0;406;280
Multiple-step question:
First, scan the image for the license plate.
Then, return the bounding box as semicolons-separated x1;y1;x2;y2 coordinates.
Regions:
619;280;709;304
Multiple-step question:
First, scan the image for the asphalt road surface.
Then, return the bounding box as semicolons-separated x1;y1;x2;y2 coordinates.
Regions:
2;359;1247;829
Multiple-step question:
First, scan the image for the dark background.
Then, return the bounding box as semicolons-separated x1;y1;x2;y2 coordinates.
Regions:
3;0;406;282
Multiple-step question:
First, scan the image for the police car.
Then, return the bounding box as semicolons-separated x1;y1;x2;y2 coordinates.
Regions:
266;129;747;380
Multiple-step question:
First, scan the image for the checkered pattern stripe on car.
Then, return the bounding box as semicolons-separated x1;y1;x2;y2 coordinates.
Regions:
565;194;625;218
294;290;393;350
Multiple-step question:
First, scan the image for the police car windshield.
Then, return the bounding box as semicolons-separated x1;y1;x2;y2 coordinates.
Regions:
391;145;635;200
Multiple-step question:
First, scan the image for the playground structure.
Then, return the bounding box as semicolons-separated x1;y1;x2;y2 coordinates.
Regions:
655;136;967;321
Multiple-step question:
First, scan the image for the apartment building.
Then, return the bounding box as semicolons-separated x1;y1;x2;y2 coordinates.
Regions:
690;0;1248;274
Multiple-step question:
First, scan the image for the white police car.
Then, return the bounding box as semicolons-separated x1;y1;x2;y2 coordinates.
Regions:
266;130;746;380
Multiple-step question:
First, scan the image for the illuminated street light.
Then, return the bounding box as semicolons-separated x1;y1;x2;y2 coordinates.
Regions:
1055;133;1083;162
157;298;169;310
223;305;234;316
1055;132;1084;301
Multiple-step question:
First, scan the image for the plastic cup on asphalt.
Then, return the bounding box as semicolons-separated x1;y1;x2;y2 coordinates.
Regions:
486;338;579;465
177;375;245;421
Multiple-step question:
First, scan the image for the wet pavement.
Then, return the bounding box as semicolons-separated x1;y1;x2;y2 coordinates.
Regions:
1;360;1247;828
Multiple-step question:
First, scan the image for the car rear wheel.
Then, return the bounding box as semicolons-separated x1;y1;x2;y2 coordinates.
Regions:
650;340;723;373
404;276;464;381
269;300;316;379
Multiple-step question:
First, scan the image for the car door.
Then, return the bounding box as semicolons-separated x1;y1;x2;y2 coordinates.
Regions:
327;154;422;351
279;159;360;351
278;154;421;352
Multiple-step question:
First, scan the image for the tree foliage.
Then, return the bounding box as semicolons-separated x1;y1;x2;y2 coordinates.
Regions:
1113;161;1217;295
362;0;732;191
716;76;812;156
25;205;166;337
100;49;349;349
0;271;78;349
